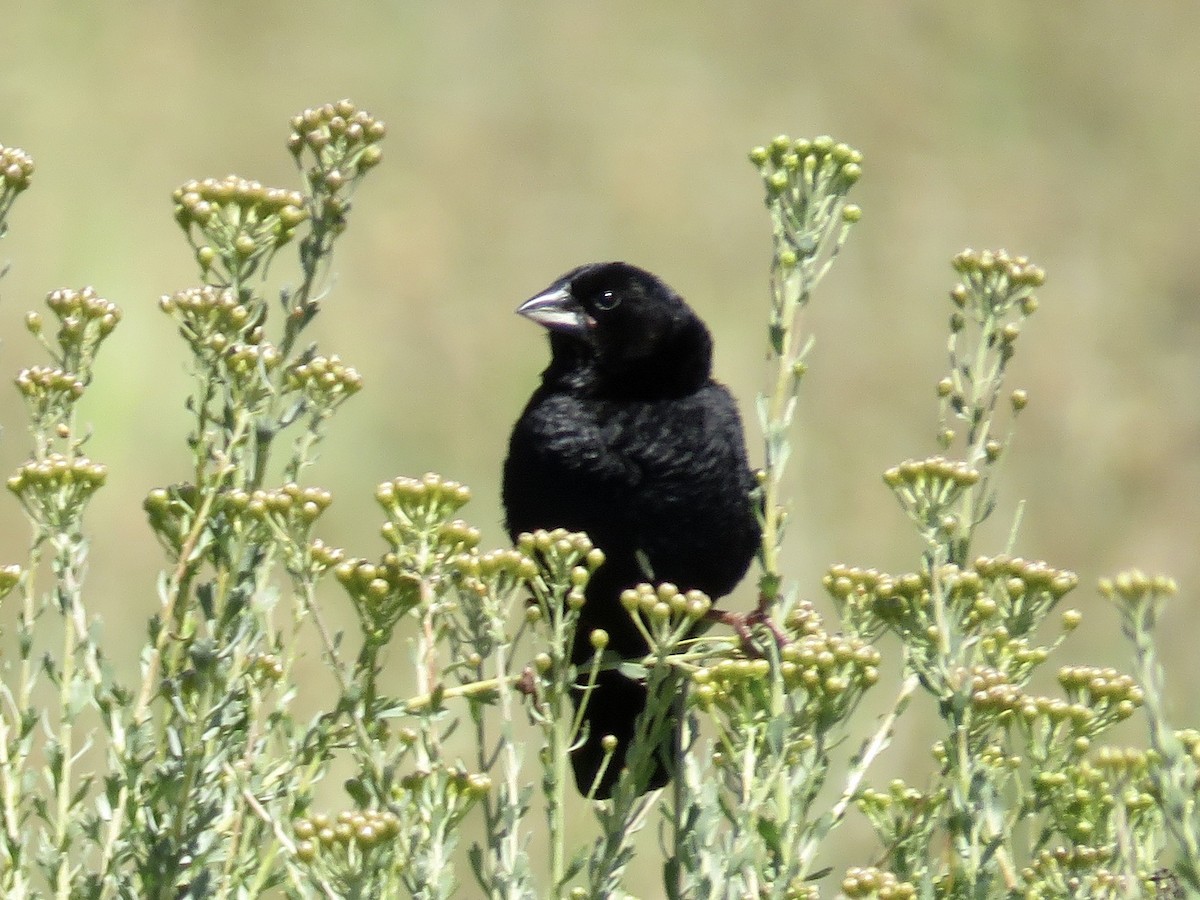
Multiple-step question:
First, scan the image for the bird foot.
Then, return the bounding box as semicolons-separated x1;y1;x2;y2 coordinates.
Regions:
705;597;790;656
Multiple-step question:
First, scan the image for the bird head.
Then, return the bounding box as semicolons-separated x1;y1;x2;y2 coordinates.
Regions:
516;261;713;397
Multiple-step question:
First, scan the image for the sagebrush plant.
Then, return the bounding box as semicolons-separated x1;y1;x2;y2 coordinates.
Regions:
0;107;1195;899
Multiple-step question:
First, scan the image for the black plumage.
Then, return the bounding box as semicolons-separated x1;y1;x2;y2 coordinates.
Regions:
502;261;760;798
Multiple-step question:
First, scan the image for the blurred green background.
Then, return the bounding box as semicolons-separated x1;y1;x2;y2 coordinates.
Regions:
2;2;1198;891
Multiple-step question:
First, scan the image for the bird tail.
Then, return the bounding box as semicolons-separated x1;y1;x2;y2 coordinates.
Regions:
570;668;678;800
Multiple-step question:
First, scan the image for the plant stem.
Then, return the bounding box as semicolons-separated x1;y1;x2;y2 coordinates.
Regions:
53;539;80;900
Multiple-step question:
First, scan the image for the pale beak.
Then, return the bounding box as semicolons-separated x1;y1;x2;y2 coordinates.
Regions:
515;285;593;336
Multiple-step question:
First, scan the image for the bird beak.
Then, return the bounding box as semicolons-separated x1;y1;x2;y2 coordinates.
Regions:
515;285;594;336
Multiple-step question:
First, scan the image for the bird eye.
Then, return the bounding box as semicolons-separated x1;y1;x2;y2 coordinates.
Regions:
594;290;620;311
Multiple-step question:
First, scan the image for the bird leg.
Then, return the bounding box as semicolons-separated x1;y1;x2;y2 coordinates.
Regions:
704;592;790;655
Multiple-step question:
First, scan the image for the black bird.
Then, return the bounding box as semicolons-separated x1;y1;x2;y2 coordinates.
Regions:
502;261;760;798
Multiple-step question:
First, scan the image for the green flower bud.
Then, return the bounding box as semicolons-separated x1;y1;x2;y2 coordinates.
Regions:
358;145;383;169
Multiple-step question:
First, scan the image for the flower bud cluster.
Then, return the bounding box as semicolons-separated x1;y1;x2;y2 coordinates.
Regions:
929;740;1022;780
452;547;538;605
381;512;480;565
335;476;485;644
334;551;423;645
1024;758;1162;898
1056;665;1143;732
1098;568;1177;614
173;174;307;281
222;340;283;387
1031;754;1159;866
375;473;471;535
965;675;1118;767
159;286;261;356
857;778;941;856
936;250;1043;461
292;807;401;873
0;144;34;226
950;248;1045;322
750;135;862;277
1018;693;1105;755
15;366;86;432
391;766;491;865
1092;745;1154;776
782;597;826;639
825;565;924;643
841;867;916;899
1023;843;1119;885
0;144;34;194
226;484;333;544
973;634;1047;689
826;556;1077;649
882;456;980;534
858;778;931;815
288;99;386;193
515;527;604;605
308;538;346;574
515;528;599;564
620;582;711;643
40;287;121;373
286;354;363;413
512;530;605;655
750;135;862;210
693;630;879;728
398;765;491;799
156;289;284;402
8;453;107;529
144;481;332;559
965;665;1026;719
974;555;1078;634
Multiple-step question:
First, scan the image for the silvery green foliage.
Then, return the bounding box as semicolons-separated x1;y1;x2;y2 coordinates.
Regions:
0;114;1194;900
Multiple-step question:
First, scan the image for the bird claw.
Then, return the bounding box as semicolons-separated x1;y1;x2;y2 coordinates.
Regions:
705;594;790;657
